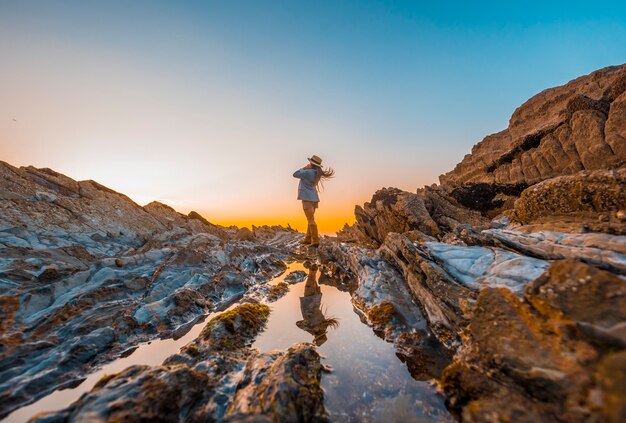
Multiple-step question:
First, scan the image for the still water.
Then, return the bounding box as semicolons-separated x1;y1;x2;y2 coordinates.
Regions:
254;262;453;422
5;262;452;422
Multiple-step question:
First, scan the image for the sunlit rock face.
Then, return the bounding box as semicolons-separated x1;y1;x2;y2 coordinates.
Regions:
0;161;299;419
438;64;626;219
326;65;626;422
338;186;490;246
440;64;626;188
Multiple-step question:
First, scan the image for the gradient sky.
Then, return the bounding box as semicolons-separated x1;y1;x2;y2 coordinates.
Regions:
1;1;625;233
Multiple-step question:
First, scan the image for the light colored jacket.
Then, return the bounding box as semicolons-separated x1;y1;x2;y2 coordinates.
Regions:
293;168;320;202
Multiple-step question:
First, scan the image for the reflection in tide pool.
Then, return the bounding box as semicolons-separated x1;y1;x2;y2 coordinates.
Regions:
253;262;453;422
7;261;452;422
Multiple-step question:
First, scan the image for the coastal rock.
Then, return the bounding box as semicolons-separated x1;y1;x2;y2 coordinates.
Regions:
441;260;626;422
284;270;307;283
31;304;327;423
440;64;626;190
484;228;626;274
340;186;489;246
318;240;452;379
0;162;301;419
422;242;549;295
508;168;626;234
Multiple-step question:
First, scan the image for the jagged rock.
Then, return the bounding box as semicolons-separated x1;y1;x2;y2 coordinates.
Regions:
341;186;489;246
284;270;307;283
265;282;290;301
527;260;626;346
324;64;626;423
225;344;326;422
440;64;626;190
441;260;626;422
235;227;256;241
0;162;301;419
318;239;452;379
30;304;327;423
377;233;475;347
188;210;232;239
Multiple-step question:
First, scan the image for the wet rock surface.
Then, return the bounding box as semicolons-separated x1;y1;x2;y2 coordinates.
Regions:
30;304;326;423
0;162;299;419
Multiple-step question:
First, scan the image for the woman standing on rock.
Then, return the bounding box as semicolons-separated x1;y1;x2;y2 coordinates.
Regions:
293;155;334;247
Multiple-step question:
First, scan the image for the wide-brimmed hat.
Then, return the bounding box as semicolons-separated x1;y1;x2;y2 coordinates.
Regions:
308;155;323;167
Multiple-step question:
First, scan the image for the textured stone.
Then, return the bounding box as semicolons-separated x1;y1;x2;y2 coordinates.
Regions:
340;186;488;246
0;162;300;419
31;304;327;423
509;168;626;233
440;64;626;189
441;260;626;422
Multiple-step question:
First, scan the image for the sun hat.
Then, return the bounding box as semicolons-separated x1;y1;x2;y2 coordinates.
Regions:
308;155;323;166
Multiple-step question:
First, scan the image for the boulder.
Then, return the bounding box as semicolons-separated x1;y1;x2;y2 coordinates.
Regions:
508;168;626;234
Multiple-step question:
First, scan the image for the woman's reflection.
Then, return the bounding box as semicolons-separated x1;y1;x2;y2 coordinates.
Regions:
296;264;339;346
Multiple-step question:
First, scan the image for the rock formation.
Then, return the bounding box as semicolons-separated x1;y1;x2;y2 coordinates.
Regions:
439;64;626;218
328;64;626;422
0;161;300;419
30;304;326;422
2;63;626;423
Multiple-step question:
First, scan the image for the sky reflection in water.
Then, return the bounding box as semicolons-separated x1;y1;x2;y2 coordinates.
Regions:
253;262;453;422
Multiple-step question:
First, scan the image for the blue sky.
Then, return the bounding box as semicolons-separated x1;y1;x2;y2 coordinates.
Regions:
1;1;625;231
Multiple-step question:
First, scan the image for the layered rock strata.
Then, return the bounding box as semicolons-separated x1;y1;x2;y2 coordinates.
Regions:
328;64;626;422
0;162;300;419
440;64;626;188
439;64;626;218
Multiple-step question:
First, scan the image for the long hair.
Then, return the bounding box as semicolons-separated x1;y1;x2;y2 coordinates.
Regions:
312;164;335;191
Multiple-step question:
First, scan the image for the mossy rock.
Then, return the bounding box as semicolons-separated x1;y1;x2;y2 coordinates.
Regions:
267;282;289;302
201;303;270;350
184;344;201;357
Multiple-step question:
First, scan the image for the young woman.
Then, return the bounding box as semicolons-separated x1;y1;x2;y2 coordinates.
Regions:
292;155;334;247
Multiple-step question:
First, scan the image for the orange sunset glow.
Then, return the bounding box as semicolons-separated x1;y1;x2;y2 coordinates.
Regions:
3;2;624;234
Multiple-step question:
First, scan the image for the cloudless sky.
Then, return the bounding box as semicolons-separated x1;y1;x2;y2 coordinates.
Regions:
1;1;625;233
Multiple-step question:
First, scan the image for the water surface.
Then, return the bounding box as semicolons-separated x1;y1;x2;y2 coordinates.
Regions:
254;262;453;422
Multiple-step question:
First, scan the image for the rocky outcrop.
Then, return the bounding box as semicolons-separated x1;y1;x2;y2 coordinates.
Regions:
0;162;300;419
326;64;626;422
484;228;626;274
438;65;626;219
441;260;626;422
30;304;327;422
440;64;626;189
339;186;489;246
318;239;452;379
